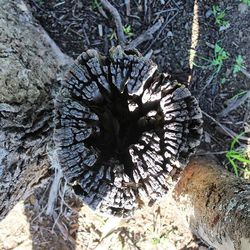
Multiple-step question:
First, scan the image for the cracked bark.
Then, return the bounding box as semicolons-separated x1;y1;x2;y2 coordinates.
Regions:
0;0;250;249
0;0;71;219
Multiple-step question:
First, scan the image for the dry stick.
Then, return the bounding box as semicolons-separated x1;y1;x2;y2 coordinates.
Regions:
146;11;179;52
241;68;250;79
144;0;148;17
202;111;249;141
219;91;250;117
197;73;216;99
124;0;130;16
100;0;126;46
126;19;163;50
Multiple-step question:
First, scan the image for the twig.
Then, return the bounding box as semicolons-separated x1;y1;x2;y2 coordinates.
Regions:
146;11;179;52
124;0;130;16
219;91;250;117
144;0;148;18
153;8;178;16
196;150;228;155
241;68;250;79
197;73;216;99
144;49;153;60
82;25;90;45
100;0;126;46
202;111;249;141
126;19;163;50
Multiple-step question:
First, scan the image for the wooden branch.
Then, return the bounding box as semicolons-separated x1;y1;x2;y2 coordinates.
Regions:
100;0;126;46
173;156;250;249
126;19;163;50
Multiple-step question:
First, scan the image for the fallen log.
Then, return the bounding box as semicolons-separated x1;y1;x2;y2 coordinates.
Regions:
174;156;250;250
0;0;72;219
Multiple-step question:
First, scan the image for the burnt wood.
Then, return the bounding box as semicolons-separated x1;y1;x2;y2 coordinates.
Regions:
54;46;203;217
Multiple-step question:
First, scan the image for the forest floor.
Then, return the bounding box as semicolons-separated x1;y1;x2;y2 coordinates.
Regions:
1;0;249;249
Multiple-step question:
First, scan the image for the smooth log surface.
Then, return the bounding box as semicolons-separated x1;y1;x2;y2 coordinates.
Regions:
174;156;250;250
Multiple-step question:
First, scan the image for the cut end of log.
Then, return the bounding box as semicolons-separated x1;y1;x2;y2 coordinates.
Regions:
53;46;203;217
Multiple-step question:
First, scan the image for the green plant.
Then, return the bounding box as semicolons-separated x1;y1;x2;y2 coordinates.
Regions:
226;132;250;177
91;0;101;10
212;5;229;27
192;43;229;74
241;0;250;6
211;43;230;73
229;90;248;101
108;30;117;40
123;25;133;38
220;77;226;85
233;55;246;74
151;233;168;246
36;0;44;4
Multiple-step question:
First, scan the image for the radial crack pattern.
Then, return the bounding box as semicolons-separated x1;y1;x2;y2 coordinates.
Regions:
53;46;203;217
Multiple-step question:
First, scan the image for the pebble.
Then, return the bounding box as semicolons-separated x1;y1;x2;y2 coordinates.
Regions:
205;10;212;18
167;31;174;37
238;3;248;14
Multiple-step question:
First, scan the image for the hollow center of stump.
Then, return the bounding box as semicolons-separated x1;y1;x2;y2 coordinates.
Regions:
85;91;154;177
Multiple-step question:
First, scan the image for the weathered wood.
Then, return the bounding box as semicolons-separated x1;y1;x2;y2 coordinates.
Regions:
174;156;250;250
0;0;71;219
2;2;250;249
54;46;203;217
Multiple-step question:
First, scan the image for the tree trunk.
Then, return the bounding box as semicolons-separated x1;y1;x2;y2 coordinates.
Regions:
174;156;250;250
1;1;250;249
0;0;71;219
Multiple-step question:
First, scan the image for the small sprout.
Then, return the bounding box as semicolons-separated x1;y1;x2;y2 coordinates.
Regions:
123;25;134;38
211;43;229;73
192;44;229;74
220;77;226;85
212;5;230;27
226;132;250;178
151;237;161;245
229;90;248;101
108;30;117;40
233;55;246;75
91;0;101;11
241;0;250;6
151;233;169;246
36;0;44;4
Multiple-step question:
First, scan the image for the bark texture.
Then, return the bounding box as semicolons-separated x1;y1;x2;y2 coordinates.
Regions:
0;0;71;219
174;156;250;250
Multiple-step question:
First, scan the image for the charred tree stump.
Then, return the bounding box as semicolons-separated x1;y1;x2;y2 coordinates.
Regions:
53;46;203;217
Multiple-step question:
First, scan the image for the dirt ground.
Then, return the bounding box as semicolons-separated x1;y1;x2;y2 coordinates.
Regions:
1;0;249;249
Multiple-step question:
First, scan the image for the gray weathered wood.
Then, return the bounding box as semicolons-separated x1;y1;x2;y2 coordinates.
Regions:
0;0;71;219
54;46;203;217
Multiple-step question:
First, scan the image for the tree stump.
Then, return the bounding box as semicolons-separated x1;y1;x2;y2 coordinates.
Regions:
54;46;203;217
